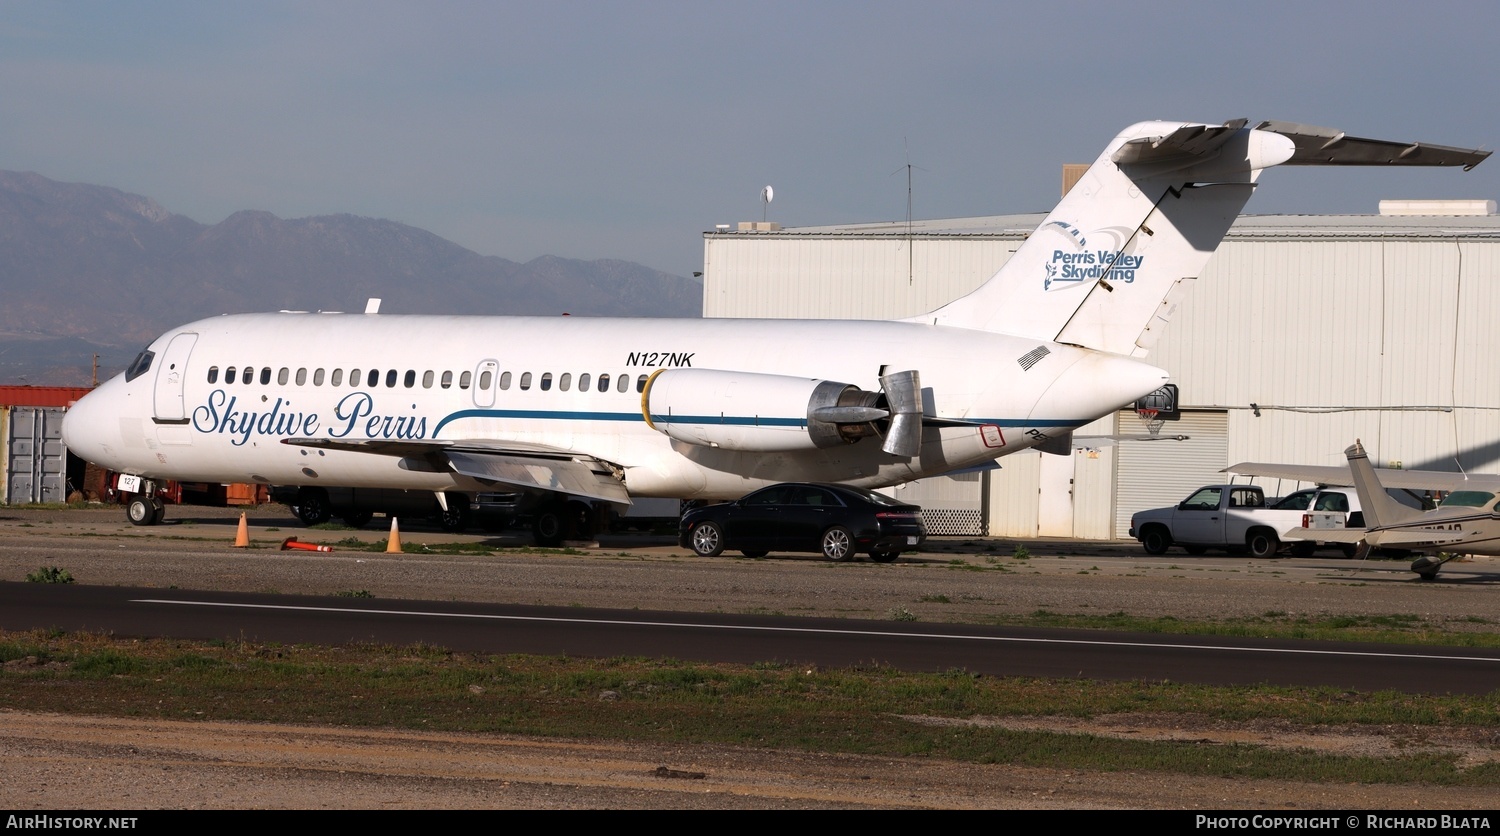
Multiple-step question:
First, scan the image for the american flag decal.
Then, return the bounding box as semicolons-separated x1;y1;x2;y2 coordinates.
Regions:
1017;345;1051;371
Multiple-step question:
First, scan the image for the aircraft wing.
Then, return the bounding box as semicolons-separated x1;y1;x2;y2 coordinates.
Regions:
1225;462;1500;492
281;437;630;504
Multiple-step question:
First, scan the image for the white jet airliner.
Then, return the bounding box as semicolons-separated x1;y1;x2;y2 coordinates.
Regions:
60;119;1488;546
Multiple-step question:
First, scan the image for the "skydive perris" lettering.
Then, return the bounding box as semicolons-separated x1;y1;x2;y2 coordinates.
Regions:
191;390;428;446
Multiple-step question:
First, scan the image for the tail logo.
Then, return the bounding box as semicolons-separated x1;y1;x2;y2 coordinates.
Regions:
1039;221;1146;290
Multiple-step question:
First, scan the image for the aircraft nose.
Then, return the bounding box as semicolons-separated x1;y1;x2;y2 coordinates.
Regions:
1029;352;1169;422
61;382;121;468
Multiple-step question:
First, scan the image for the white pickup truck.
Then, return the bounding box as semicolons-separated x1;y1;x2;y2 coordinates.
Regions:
1129;484;1362;558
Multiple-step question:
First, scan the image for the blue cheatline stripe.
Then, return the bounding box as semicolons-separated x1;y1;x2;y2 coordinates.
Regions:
432;408;1091;436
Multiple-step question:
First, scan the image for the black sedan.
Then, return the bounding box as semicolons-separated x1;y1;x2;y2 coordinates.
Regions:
679;483;926;562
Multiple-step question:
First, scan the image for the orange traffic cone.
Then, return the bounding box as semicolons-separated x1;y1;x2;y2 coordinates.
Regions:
281;537;333;553
233;512;249;548
386;517;402;553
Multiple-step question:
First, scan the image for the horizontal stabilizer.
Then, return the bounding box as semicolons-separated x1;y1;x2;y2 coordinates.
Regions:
1256;121;1492;168
1281;527;1363;544
1110;119;1249;165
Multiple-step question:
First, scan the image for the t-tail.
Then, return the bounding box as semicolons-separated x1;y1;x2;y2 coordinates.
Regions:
921;120;1489;357
1344;439;1420;530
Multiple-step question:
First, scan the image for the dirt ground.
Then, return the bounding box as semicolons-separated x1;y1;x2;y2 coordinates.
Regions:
3;505;1499;809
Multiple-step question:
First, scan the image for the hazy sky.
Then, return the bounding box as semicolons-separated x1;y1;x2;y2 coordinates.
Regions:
4;1;1497;276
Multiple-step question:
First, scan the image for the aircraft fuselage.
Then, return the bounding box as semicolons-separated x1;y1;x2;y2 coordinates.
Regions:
62;312;1167;500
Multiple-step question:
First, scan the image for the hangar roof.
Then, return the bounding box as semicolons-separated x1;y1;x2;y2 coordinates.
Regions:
721;211;1500;240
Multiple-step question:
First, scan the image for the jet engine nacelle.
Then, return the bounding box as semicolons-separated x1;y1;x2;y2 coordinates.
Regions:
640;368;888;453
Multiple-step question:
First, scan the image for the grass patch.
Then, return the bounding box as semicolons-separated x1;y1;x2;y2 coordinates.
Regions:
24;566;75;584
1;629;1497;787
1000;610;1500;648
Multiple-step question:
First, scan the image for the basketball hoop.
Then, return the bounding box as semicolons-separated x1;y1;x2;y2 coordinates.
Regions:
1136;407;1163;436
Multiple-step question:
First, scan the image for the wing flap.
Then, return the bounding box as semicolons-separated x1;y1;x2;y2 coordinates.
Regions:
282;437;630;504
445;450;629;505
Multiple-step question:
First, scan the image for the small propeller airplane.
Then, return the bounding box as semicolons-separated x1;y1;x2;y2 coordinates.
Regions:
1230;441;1500;578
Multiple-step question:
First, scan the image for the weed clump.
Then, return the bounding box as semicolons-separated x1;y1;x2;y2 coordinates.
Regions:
25;567;74;584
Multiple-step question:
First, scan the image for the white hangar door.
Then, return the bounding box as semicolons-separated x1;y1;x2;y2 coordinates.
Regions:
1112;410;1229;539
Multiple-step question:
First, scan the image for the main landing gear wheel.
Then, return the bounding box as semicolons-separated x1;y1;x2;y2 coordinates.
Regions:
126;496;157;526
821;526;855;562
691;522;725;557
533;503;567;548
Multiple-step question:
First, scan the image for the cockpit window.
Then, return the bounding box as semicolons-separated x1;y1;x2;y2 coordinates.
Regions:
124;349;155;382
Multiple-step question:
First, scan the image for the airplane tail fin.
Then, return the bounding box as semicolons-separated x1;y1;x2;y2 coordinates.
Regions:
1344;439;1420;529
920;120;1489;357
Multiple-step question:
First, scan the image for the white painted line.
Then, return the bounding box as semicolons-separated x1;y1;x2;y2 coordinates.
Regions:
131;598;1500;665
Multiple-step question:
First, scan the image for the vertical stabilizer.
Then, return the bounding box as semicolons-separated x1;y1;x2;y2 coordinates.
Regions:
920;120;1489;358
1344;439;1419;529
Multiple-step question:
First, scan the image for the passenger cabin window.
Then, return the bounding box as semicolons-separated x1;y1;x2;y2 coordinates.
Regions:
295;368;307;386
519;372;532;391
348;369;360;387
499;371;511;390
559;373;571;391
278;368;289;385
598;373;610;392
636;374;648;393
313;369;325;386
367;370;380;388
616;374;629;393
479;370;493;390
540;373;553;391
207;366;219;384
260;368;272;385
459;371;471;389
225;366;237;384
578;373;591;391
331;369;343;386
421;370;433;388
440;371;453;389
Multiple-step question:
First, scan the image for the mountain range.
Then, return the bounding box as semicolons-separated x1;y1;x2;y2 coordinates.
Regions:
0;171;702;386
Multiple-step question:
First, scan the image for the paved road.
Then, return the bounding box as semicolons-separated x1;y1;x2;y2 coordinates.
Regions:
6;581;1500;694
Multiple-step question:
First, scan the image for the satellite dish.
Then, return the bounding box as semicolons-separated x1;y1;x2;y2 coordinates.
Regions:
762;185;774;204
